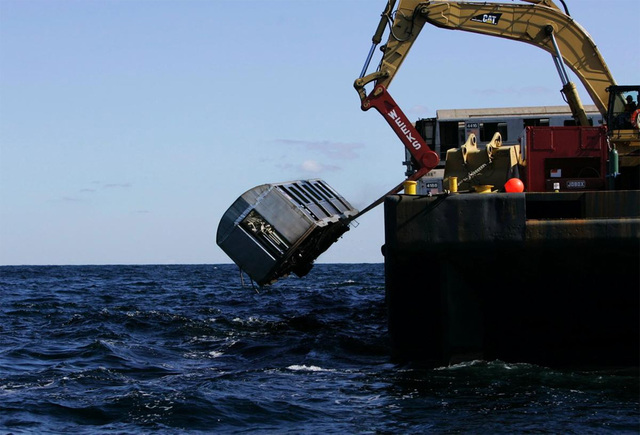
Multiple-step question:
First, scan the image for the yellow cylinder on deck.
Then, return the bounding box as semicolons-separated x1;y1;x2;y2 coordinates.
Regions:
404;180;417;195
474;185;493;194
449;177;458;193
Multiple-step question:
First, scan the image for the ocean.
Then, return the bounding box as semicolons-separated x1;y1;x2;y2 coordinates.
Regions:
1;264;638;434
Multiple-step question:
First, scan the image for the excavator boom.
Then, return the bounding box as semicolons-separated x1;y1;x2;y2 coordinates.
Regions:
356;0;616;118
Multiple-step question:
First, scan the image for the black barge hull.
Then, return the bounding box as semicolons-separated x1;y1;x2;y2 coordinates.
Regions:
384;191;640;367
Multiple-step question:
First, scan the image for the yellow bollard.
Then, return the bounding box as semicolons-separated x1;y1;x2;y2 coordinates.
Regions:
449;176;458;193
403;180;417;195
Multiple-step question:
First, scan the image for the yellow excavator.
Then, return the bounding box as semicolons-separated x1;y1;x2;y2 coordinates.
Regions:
354;0;639;188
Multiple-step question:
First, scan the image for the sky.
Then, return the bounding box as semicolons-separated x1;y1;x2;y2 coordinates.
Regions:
1;0;638;266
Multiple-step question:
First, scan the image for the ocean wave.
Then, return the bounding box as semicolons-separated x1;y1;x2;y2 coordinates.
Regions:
286;364;336;373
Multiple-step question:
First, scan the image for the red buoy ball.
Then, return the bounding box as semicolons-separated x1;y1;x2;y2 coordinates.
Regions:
504;178;524;193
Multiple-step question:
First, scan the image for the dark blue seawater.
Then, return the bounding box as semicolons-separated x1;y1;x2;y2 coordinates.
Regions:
1;264;638;434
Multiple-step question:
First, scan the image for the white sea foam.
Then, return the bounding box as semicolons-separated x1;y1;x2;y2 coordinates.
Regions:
286;364;334;372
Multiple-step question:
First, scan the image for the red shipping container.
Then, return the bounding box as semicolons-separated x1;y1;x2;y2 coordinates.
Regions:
520;126;608;192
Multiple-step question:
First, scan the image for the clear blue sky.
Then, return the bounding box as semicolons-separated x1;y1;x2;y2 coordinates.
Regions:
1;0;638;265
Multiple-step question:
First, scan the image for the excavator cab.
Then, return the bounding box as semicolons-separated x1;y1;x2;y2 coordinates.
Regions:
606;85;640;189
607;85;640;130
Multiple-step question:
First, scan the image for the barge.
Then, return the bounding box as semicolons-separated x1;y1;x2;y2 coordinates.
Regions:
384;190;639;367
350;0;640;367
383;123;639;367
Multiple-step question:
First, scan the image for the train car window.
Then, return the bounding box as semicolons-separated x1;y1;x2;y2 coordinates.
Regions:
524;118;550;127
480;122;508;141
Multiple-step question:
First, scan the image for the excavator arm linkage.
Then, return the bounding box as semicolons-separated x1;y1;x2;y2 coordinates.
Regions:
362;84;440;177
